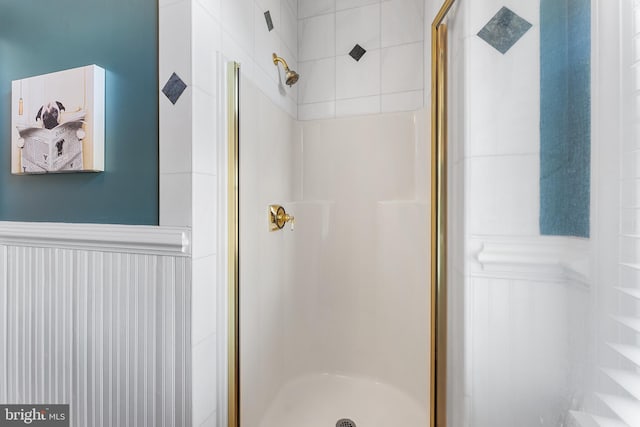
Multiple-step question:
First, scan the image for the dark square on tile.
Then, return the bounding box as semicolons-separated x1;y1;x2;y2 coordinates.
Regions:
264;10;274;32
349;44;367;61
477;7;532;54
162;72;187;105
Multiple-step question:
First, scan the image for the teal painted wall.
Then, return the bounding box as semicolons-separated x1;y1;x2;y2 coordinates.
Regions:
0;0;158;224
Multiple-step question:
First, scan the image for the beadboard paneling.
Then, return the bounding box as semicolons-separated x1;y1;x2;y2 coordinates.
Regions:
0;244;191;427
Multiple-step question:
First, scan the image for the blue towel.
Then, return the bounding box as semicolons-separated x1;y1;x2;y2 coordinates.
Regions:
540;0;591;237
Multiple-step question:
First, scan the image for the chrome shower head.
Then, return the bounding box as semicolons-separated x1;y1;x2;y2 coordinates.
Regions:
273;53;300;86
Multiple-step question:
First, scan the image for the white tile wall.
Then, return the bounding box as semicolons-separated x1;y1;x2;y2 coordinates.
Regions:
280;2;298;54
196;0;221;19
381;0;424;47
187;0;300;120
159;1;225;425
160;172;193;227
298;14;336;61
193;4;222;94
467;154;540;237
381;42;424;93
298;57;336;103
192;173;218;258
298;100;336;120
335;95;381;116
336;0;379;10
299;0;335;19
297;0;428;119
192;334;218;425
192;256;218;344
336;4;381;53
192;88;218;174
158;1;436;425
159;86;193;175
336;50;380;99
160;0;192;92
221;0;254;55
381;90;423;112
466;30;539;157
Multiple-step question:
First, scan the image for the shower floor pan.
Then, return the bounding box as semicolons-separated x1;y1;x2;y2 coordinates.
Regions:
259;373;428;427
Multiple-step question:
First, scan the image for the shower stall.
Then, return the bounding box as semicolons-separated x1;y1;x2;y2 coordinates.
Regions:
225;1;639;426
232;71;431;427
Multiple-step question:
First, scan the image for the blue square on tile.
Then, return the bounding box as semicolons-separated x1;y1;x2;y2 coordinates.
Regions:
477;7;532;54
162;72;187;105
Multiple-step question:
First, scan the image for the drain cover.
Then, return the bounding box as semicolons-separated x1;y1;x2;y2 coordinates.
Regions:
336;419;356;427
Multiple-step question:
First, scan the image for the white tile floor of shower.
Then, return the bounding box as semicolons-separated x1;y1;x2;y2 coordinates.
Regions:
259;373;428;427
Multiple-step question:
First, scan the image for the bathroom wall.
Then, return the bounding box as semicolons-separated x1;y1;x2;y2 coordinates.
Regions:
448;1;594;426
296;0;427;119
0;0;158;225
0;2;199;427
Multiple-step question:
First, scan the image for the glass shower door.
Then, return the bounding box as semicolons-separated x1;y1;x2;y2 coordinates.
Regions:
236;71;432;427
442;1;640;426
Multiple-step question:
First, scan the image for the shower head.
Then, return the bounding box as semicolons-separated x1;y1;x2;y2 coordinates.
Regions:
272;53;300;86
285;69;299;86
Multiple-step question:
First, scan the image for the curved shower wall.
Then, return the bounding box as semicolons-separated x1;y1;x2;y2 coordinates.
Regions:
286;111;430;393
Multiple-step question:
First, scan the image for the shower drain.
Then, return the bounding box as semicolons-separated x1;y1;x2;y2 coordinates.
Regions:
336;419;356;427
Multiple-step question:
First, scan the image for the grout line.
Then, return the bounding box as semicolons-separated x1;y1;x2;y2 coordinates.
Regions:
301;88;423;105
299;40;424;64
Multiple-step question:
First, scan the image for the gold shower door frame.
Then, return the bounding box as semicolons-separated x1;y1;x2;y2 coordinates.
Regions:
227;0;456;423
227;61;240;427
431;1;455;426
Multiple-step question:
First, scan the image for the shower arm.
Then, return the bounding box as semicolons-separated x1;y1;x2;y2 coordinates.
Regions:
272;53;291;72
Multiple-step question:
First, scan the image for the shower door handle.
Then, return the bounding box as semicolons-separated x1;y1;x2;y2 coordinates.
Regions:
269;205;295;231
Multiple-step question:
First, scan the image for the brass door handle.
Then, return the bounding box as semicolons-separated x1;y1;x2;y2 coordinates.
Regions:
269;205;295;231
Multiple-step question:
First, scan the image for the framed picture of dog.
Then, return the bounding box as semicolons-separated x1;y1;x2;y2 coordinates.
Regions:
11;65;105;174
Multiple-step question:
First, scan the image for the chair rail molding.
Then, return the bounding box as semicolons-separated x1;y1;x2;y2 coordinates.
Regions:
471;235;590;284
0;221;190;256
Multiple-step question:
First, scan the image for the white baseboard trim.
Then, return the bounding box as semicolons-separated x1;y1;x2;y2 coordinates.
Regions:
0;221;191;256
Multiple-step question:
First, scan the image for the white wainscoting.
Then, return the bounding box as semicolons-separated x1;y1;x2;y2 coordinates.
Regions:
465;235;592;427
0;222;192;427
